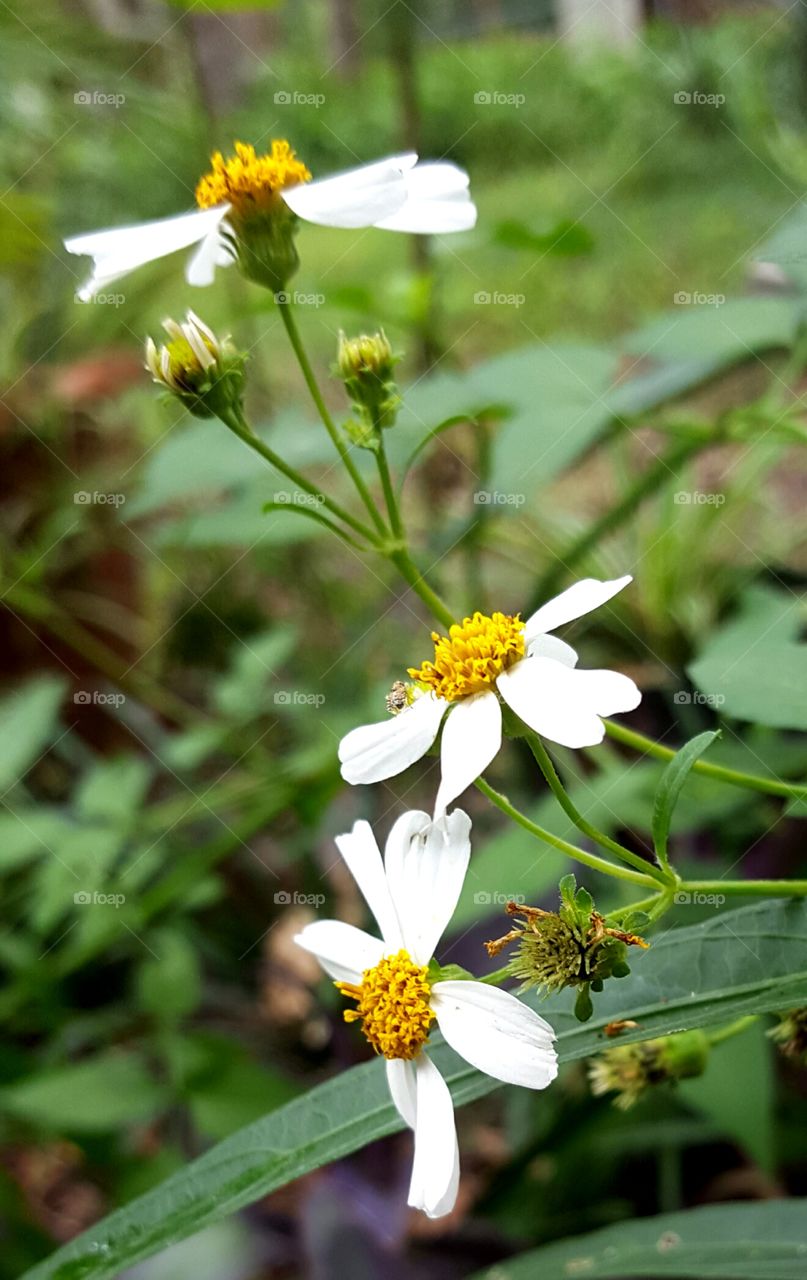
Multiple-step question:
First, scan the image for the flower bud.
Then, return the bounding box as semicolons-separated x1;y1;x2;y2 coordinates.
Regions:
588;1029;710;1109
145;312;245;419
768;1008;807;1061
335;330;400;442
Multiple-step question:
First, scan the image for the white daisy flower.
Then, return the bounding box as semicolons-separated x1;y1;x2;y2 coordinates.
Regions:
295;809;557;1218
339;575;641;815
64;140;476;302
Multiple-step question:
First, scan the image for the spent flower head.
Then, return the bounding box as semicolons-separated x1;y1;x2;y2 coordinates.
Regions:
486;874;648;1022
589;1030;710;1109
145;311;245;419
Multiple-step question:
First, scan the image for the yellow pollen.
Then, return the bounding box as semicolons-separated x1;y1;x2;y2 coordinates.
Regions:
408;611;525;703
335;949;434;1061
195;140;311;217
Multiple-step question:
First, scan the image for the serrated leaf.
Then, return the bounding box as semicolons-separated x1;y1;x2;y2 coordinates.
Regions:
652;730;720;869
20;899;807;1280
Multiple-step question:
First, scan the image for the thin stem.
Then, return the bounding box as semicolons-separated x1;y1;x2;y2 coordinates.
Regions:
474;776;658;889
219;405;378;546
375;433;404;540
480;964;511;986
682;878;807;897
389;548;455;629
527;732;670;886
708;1014;757;1047
605;720;807;803
277;300;387;535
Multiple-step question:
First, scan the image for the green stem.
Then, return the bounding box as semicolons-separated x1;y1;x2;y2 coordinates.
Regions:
708;1014;757;1047
389;548;455;629
375;433;404;540
480;964;511;986
605;720;807;803
682;878;807;897
527;732;670;886
474;776;658;889
218;405;377;546
277;300;387;536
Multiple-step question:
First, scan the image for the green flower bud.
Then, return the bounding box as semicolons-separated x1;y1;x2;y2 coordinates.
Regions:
145;312;246;420
768;1008;807;1061
589;1029;710;1110
335;330;401;444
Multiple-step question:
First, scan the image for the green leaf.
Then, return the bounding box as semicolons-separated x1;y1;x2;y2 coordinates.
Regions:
136;930;201;1023
0;1052;168;1133
624;296;801;365
468;1199;807;1278
0;675;65;792
21;899;807;1280
679;1019;774;1170
492;217;594;257
688;586;807;730
652;730;720;869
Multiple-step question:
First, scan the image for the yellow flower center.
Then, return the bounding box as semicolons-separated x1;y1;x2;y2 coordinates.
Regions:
408;611;526;703
195;140;311;217
335;949;434;1060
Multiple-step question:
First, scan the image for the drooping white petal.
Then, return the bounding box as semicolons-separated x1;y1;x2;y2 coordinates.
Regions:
383;809;472;966
527;633;578;667
524;575;633;641
374;162;476;234
65;205;229;302
185;219;235;287
434;691;501;816
338;692;448;787
408;1053;460;1219
281;154;417;229
497;655;641;749
431;980;558;1090
294;919;384;983
386;1057;417;1129
334;820;402;949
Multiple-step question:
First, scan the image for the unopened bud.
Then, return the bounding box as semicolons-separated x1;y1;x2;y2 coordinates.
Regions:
336;330;400;441
589;1029;710;1109
768;1008;807;1061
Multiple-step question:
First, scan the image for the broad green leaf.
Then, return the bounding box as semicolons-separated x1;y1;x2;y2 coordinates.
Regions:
21;899;807;1280
0;1052;168;1133
469;1198;807;1278
688;585;807;730
652;730;720;869
624;296;801;365
136;930;201;1023
75;756;151;827
0;676;65;792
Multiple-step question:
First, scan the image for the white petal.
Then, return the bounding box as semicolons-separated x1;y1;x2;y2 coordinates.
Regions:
338;692;447;786
281;154;417;229
185;219;235;287
386;1057;417;1130
374;163;476;234
408;1054;459;1219
434;691;501;816
528;634;578;667
497;655;641;749
383;809;472;965
65;206;229;302
524;575;633;640
334;821;402;949
431;981;558;1090
294;919;384;983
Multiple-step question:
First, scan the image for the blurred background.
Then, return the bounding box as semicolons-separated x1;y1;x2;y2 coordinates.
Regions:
3;0;807;1275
